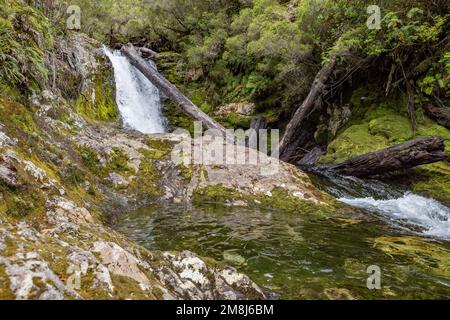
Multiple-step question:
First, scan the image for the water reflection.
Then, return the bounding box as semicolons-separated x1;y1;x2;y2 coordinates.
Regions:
114;204;450;299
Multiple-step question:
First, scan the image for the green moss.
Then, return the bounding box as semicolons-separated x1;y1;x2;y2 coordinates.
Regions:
162;100;195;133
59;163;86;187
190;89;213;114
193;184;241;204
110;274;153;300
0;265;15;300
109;148;131;173
0;82;20;101
0;156;47;220
77;145;100;171
223;113;253;129
143;138;174;160
180;164;194;182
416;120;450;153
128;153;162;200
373;236;450;279
410;162;450;205
193;184;335;214
2;187;46;220
0;99;39;136
368;115;413;143
6;196;35;218
320;123;388;164
76;62;117;122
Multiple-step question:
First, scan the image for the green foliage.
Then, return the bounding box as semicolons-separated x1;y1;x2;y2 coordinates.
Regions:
77;145;99;171
6;196;35;218
109;148;131;173
0;0;53;93
417;52;450;96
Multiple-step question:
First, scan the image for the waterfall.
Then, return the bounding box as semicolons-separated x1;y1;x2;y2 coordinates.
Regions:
103;47;167;134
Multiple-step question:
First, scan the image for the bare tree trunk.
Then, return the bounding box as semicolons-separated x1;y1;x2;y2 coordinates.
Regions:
321;137;447;177
121;45;233;140
279;57;337;162
422;104;450;129
406;82;417;134
247;116;268;149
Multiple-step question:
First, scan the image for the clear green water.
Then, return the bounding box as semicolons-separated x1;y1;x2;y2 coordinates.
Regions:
113;203;450;299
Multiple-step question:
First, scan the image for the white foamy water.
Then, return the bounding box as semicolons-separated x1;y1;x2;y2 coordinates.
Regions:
103;47;166;134
339;193;450;240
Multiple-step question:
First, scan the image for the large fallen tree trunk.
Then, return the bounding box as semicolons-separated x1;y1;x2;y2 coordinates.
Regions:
422;104;450;129
279;58;337;163
122;45;233;140
320;137;447;178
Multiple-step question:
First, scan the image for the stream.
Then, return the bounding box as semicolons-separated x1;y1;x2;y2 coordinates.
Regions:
105;49;450;300
114;187;450;299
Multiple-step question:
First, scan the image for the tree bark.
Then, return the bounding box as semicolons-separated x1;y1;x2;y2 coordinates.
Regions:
279;57;337;163
321;137;447;177
136;47;161;60
297;146;326;167
422;104;450;129
247;116;268;150
406;82;417;134
121;45;233;140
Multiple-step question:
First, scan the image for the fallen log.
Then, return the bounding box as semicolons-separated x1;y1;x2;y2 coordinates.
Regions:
320;137;447;178
279;57;337;163
121;45;233;140
422;104;450;129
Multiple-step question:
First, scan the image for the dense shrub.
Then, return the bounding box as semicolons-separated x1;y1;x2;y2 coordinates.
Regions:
0;0;53;93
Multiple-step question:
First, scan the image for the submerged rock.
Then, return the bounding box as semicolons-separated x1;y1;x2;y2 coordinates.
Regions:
222;250;247;266
324;288;356;300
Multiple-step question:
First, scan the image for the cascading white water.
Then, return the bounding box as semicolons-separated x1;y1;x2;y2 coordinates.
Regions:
103;47;166;134
339;193;450;240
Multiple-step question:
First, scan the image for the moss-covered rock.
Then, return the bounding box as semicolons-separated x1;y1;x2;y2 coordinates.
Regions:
193;184;337;214
75;61;118;122
320;123;388;164
373;236;450;279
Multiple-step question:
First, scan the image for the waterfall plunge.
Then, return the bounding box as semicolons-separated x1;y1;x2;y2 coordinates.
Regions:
103;47;167;134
